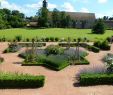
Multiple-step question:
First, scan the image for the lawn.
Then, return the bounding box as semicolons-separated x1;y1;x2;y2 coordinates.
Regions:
0;28;113;41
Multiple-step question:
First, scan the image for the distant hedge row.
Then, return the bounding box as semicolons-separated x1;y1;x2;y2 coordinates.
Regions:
80;74;113;85
0;72;45;88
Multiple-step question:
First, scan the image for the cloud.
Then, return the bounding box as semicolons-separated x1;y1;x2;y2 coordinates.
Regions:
1;1;29;14
1;0;57;16
80;8;89;13
62;2;76;12
98;0;107;3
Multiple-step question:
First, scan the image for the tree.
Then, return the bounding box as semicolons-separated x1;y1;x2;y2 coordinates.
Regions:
52;8;60;27
37;7;49;27
92;19;106;34
0;8;26;29
65;15;71;28
60;11;67;28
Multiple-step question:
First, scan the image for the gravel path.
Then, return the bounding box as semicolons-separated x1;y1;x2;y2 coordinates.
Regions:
0;42;113;95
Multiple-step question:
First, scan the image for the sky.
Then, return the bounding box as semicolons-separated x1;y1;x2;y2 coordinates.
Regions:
0;0;113;18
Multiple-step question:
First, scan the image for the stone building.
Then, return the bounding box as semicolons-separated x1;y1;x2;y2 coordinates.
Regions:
45;0;95;29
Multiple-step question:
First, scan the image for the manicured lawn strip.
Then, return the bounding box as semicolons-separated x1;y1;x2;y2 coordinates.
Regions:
0;72;45;88
80;73;113;86
0;28;113;41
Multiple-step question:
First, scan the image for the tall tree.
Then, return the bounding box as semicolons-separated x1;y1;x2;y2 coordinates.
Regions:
37;7;49;27
60;11;67;28
52;8;60;27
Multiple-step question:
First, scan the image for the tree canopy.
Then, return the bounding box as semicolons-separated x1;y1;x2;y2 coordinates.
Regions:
0;8;26;29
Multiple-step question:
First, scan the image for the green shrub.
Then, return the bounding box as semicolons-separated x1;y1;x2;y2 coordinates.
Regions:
44;55;69;71
88;45;100;53
15;35;22;42
0;57;4;64
18;42;46;47
50;37;55;42
45;37;49;42
59;43;76;47
0;72;45;88
4;43;21;53
45;45;64;55
94;40;110;50
92;19;106;34
80;74;113;85
55;37;59;42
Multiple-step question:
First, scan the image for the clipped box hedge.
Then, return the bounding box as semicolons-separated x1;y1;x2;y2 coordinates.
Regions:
59;42;76;47
73;57;89;65
87;45;100;53
80;74;113;86
18;42;46;47
43;55;69;71
0;72;45;88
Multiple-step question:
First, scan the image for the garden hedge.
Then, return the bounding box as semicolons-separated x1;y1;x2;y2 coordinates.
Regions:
18;42;46;47
87;45;100;53
59;43;76;47
80;73;113;85
43;55;69;71
0;72;45;88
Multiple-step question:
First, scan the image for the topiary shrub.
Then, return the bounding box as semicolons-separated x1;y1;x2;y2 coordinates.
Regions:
55;37;59;42
50;37;55;42
45;37;50;42
45;45;64;55
15;35;22;42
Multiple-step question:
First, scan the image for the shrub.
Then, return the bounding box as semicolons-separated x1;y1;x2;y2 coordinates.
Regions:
26;38;30;42
45;45;64;55
0;57;4;64
77;64;107;78
79;74;113;85
0;72;45;88
4;43;21;53
50;37;54;42
59;43;76;47
18;42;46;47
44;55;69;71
55;37;59;42
15;35;22;42
94;40;111;50
92;19;106;34
45;37;49;42
73;38;76;42
88;45;100;53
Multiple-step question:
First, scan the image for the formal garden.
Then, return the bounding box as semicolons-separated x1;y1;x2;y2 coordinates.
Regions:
1;3;113;95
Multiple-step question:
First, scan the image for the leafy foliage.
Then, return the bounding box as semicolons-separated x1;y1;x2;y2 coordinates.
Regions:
0;8;26;29
92;19;106;34
45;45;64;55
94;40;110;50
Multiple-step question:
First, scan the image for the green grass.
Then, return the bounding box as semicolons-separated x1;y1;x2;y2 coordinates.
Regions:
0;28;113;41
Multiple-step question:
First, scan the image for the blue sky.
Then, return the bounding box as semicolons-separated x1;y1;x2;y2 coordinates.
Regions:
0;0;113;18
